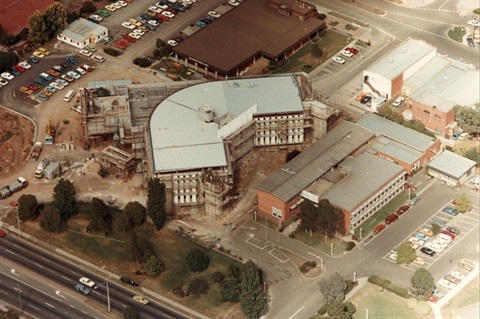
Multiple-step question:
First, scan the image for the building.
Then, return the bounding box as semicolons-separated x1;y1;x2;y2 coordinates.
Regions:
57;18;108;49
172;0;326;78
0;0;53;35
357;114;441;175
427;151;477;186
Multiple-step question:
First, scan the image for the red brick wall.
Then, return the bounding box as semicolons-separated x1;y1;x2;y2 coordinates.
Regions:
410;100;455;137
257;190;300;222
391;74;403;100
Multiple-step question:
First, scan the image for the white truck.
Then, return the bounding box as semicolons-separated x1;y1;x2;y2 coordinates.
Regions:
6;177;28;193
34;155;50;179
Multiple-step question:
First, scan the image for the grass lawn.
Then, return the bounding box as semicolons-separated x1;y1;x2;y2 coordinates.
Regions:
441;276;479;319
294;230;348;256
353;190;409;237
448;26;466;42
351;283;434;319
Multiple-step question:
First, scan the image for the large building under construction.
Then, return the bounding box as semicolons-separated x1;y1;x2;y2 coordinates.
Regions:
79;75;334;215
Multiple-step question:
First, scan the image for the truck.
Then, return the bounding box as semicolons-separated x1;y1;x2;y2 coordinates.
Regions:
0;187;11;199
6;177;28;193
34;155;50;179
30;142;43;160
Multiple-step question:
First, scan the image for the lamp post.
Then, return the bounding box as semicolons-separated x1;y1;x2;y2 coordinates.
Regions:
16;283;22;311
95;275;112;312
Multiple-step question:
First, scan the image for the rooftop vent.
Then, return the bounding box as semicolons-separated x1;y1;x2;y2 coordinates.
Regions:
233;82;240;88
198;105;214;123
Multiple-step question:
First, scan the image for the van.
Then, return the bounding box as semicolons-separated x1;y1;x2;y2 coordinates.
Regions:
385;214;398;225
64;90;75;102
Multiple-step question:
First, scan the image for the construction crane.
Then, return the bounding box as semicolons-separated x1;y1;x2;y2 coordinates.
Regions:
45;117;55;145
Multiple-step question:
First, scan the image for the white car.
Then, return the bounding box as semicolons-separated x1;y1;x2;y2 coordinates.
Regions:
129;32;142;39
55;78;69;87
413;257;425;266
19;61;32;69
75;67;86;75
229;0;240;6
89;14;103;22
208;11;221;18
49;82;64;90
389;251;397;261
0;78;9;86
162;11;175;18
167;40;178;47
132;29;145;35
155;3;169;9
79;277;95;288
116;0;127;7
332;56;345;64
148;20;160;27
72;105;82;114
91;55;106;63
1;72;14;80
79;49;92;57
341;50;353;58
148;6;162;13
467;20;480;27
105;4;118;12
67;71;81;79
437;278;456;290
392;96;405;107
450;270;466;280
121;22;136;30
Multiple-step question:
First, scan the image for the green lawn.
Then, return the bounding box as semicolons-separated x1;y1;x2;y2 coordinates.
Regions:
441;275;479;318
351;283;434;319
353;190;409;237
448;26;466;42
294;230;348;256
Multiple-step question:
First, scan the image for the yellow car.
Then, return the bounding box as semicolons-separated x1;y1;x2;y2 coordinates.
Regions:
413;257;425;266
132;295;149;305
418;228;433;237
129;18;142;27
105;4;117;12
38;47;51;55
33;51;45;58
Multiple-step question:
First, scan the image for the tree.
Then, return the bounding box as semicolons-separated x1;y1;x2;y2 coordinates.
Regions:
80;1;97;14
123;306;137;319
88;197;112;236
432;223;441;235
411;268;435;297
40;204;65;232
125;201;146;225
396;242;416;264
239;261;266;319
188;277;209;297
98;165;109;178
17;194;38;221
299;199;345;237
145;255;164;276
185;248;210;272
463;146;480;165
455;193;472;213
454;104;480;135
146;178;167;230
129;232;143;269
221;276;241;302
28;11;48;45
319;272;347;304
53;178;76;220
43;2;67;39
327;300;356;319
0;51;19;73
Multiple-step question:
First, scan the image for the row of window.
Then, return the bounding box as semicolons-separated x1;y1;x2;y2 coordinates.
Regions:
173;188;197;194
421;109;442;119
255;135;303;145
174;194;198;204
256;128;303;136
272;207;283;218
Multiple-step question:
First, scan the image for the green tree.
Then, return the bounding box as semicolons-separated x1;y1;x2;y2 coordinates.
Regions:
455;193;472;213
411;268;435;297
146;178;167;230
43;2;67;39
319;272;347;304
0;51;19;73
432;223;442;235
188;277;210;296
116;210;134;233
454;104;480;135
125;201;146;225
239;261;266;319
145;255;164;276
463;146;480;165
396;242;416;264
28;10;48;45
40;204;65;232
129;232;143;269
53;178;76;220
88;197;112;235
221;276;241;302
299;199;345;236
185;248;210;272
327;300;356;319
17;194;38;221
80;1;97;14
123;306;137;319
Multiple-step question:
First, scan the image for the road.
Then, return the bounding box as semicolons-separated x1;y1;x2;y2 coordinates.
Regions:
0;234;191;319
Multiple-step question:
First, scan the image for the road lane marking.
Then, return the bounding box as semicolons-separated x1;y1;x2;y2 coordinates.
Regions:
33;263;44;268
308;252;322;259
45;302;55;308
289;306;305;319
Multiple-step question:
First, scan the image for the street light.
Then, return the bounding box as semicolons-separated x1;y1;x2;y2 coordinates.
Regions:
95;275;112;312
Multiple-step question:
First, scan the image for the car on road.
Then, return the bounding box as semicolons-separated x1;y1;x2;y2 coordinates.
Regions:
392;96;405;107
396;205;410;216
443;206;458;216
331;56;345;64
413;257;425;266
208;11;221;18
1;72;14;80
27;56;39;63
67;71;81;79
132;295;149;305
420;247;435;256
79;277;95;287
91;55;106;63
372;224;385;234
75;283;91;295
66;56;80;65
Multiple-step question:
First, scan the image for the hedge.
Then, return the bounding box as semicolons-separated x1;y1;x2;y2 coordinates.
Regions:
368;275;409;298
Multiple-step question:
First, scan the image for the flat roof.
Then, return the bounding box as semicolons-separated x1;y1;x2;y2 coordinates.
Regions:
367;39;435;80
428;151;476;179
369;136;423;165
172;0;325;75
149;75;304;173
323;153;405;212
256;122;375;202
357;113;437;152
60;18;107;42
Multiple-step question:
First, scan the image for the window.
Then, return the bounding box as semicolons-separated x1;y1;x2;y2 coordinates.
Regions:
272;207;277;217
423;110;430;115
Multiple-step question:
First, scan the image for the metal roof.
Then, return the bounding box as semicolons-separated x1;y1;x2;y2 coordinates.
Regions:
428;151;476;179
256;122;375;201
370;136;423;165
323;153;406;212
149;75;304;173
367;39;435;80
357;113;436;152
60;18;107;42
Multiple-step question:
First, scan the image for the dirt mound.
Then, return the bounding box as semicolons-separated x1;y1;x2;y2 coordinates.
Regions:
0;108;34;177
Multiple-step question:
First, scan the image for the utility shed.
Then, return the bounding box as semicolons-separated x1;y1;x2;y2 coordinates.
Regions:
100;145;136;174
427;151;476;186
44;162;61;180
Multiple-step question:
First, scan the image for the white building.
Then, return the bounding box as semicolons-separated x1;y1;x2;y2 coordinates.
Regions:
57;18;108;49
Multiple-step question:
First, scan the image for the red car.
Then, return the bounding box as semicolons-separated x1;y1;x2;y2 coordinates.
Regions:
385;214;398;225
122;35;136;43
157;14;169;21
113;41;130;49
0;230;6;237
346;47;359;55
373;224;386;234
25;84;39;91
440;230;455;240
396;205;410;216
14;65;26;73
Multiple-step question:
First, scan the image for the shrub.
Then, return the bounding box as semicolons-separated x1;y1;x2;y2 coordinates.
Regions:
185;248;210;272
386;284;409;298
188;277;209;296
211;271;225;283
80;1;97;13
345;279;357;294
408;298;418;309
345;241;356;251
133;57;152;68
318;13;327;20
368;275;383;285
104;47;122;57
299;260;316;273
318;303;329;315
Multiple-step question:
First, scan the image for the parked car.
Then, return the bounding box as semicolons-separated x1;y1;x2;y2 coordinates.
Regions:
392;96;405;107
67;71;81;80
431;219;446;228
1;72;14;80
196;21;207;28
413;257;425;266
331;56;346;64
49;82;64;90
467;37;475;47
56;78;69;87
27;56;39;63
79;49;92;57
450;270;466;280
101;36;114;45
0;230;6;237
91;55;106;63
34;77;48;85
167;40;178;47
409;196;421;206
385;214;398;225
432;289;444;299
415;233;430;242
346;47;359;55
341;50;353;58
61;74;75;82
440;230;455;239
97;9;111;17
446;226;460;235
360;95;372;104
437;278;455;290
418;228;433;237
89;14;103;22
122;21;136;29
66;56;80;65
396;205;410;216
208;11;221;18
35;93;49;101
443;206;458;216
372;224;385;234
38;47;50;55
452;131;462;140
32;51;45;58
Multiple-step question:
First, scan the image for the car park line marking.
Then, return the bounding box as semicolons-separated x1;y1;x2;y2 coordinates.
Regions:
289;306;305;319
45;302;54;308
307;252;322;259
268;248;289;263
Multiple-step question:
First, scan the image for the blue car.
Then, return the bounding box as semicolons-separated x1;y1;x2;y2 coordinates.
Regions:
431;219;446;228
35;93;49;101
27;56;39;63
9;69;21;76
44;85;57;93
415;233;429;242
196;21;207;28
66;56;79;65
443;206;458;216
34;77;48;85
